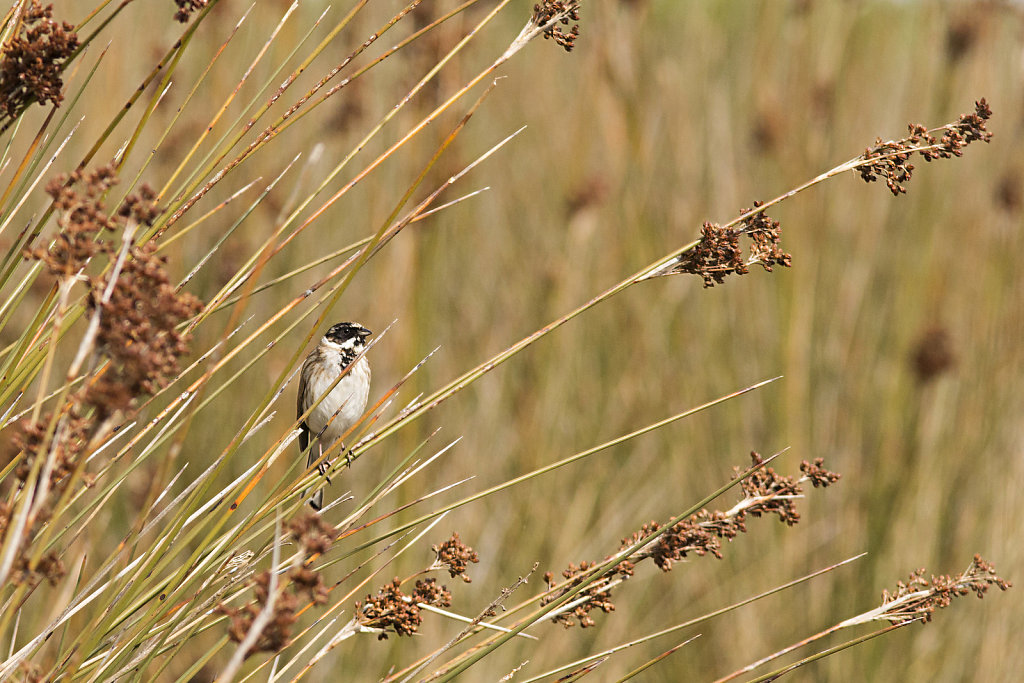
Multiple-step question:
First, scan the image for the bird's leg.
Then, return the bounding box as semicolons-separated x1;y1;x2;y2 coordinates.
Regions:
317;442;332;484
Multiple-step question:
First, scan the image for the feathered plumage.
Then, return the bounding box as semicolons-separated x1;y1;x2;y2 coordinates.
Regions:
297;322;371;510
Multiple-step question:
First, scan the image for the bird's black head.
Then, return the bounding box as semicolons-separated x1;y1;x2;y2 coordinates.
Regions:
324;322;372;349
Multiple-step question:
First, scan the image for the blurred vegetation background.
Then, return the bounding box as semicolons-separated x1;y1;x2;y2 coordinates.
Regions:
5;0;1021;680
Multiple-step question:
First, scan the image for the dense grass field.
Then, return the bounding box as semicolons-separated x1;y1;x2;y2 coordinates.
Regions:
0;1;1019;680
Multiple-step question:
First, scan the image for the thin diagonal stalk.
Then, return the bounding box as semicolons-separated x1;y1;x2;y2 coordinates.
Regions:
614;636;700;682
10;0;219;279
156;1;295;203
740;625;903;683
517;554;867;683
430;453;787;681
150;0;378;235
346;379;779;558
355;130;978;465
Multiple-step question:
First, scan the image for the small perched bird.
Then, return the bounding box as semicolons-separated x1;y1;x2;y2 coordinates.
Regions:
297;322;372;510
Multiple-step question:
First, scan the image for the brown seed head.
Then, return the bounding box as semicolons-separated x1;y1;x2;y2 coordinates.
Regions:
0;1;78;127
174;0;209;23
432;532;480;583
532;1;581;52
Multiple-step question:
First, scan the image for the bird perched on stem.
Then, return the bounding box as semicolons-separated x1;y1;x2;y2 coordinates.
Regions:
297;322;372;510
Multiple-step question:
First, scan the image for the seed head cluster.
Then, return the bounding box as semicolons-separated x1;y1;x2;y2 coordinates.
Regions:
542;454;841;628
88;239;202;416
27;166;202;417
2;166;202;587
675;222;744;287
221;570;298;656
532;1;581;52
354;533;477;640
667;202;791;288
3;404;93;587
654;101;994;288
0;1;78;130
355;577;454;640
743;201;792;273
858;99;992;196
433;532;480;583
542;561;617;628
878;555;1011;626
174;0;210;23
217;515;337;656
32;166;120;277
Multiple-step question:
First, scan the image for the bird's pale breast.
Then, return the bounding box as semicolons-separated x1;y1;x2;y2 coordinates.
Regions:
303;355;370;444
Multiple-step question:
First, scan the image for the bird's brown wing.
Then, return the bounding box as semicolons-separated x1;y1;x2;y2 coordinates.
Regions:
297;360;311;457
297;360;324;509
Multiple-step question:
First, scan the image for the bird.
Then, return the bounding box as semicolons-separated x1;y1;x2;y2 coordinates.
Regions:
297;322;372;510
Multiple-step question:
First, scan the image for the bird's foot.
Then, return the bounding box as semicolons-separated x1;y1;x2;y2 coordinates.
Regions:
317;458;332;484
